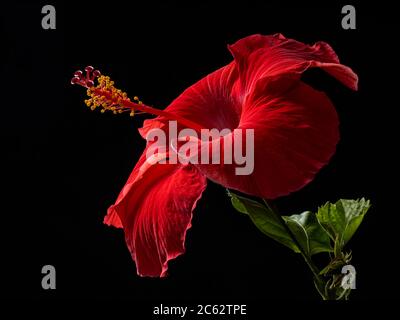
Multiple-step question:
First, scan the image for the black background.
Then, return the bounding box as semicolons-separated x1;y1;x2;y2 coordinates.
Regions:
1;0;398;308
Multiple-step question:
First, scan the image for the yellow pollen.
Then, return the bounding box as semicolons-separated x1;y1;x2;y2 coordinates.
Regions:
82;75;143;117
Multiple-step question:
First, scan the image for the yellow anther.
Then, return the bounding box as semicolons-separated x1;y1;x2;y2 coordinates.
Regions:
82;73;143;118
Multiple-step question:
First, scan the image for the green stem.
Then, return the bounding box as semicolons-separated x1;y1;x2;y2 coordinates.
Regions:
262;199;328;299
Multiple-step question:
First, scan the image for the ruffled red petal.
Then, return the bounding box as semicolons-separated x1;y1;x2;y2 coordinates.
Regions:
105;149;206;277
228;33;358;93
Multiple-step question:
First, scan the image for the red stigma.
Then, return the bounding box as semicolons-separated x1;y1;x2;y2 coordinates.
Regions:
71;65;101;88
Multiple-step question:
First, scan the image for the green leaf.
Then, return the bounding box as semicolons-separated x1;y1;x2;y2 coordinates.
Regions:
228;191;300;253
284;211;333;256
316;198;370;251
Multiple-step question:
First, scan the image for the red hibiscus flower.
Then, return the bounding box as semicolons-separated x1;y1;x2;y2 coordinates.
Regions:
72;34;358;277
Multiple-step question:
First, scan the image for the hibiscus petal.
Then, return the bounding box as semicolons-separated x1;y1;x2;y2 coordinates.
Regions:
105;150;207;277
195;81;339;199
139;62;241;138
228;33;358;93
